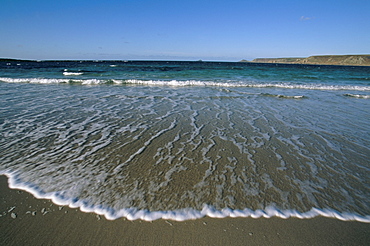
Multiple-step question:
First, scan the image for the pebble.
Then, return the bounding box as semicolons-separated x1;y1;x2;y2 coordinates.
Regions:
41;208;49;215
11;212;17;219
165;220;173;226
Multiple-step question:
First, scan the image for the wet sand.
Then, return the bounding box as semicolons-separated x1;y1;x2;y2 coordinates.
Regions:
0;175;369;246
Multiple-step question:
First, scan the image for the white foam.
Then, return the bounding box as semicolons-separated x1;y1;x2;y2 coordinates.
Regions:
261;93;307;99
0;77;71;84
80;79;102;85
343;93;370;99
1;77;370;91
123;79;238;87
120;80;370;91
2;172;369;223
0;77;100;84
63;72;84;76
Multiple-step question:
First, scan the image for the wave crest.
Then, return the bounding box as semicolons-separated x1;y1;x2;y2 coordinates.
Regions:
344;93;370;99
63;72;84;76
1;77;370;91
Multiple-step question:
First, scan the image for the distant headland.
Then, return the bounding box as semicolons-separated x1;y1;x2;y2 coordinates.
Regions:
240;55;370;66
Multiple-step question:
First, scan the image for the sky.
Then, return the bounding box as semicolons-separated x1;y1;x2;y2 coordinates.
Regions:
0;0;369;61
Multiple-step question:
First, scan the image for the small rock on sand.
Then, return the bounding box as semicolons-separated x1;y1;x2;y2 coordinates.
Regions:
11;212;17;219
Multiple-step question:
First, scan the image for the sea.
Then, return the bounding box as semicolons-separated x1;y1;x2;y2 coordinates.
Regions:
0;60;369;222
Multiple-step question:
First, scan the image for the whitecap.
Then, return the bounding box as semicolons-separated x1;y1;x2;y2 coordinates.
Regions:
0;77;70;84
63;72;84;76
343;93;370;99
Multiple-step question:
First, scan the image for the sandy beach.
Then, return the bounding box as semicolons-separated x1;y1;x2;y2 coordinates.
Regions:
0;175;369;246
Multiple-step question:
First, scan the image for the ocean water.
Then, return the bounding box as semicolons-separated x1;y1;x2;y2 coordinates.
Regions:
0;60;369;222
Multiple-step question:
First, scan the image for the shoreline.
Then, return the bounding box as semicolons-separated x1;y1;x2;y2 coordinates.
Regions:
3;172;370;222
243;54;370;67
1;175;369;245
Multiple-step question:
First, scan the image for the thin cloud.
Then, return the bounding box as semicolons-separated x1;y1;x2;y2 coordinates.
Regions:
300;16;315;21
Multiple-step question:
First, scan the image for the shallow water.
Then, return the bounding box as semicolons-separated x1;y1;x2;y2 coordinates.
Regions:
0;60;369;221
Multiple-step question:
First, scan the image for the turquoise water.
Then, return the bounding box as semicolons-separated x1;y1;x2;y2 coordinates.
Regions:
0;60;369;221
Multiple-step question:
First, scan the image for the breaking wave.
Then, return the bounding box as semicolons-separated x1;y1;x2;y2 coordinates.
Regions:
1;77;370;91
343;93;370;99
63;72;84;76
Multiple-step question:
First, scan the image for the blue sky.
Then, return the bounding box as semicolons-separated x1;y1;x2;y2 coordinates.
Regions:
0;0;369;61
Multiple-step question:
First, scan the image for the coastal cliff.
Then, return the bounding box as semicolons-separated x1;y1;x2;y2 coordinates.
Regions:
242;55;370;66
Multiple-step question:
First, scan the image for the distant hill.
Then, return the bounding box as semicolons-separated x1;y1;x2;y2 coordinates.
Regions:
241;55;370;66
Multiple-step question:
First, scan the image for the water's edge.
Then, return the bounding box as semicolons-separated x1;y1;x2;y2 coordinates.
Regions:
2;172;369;223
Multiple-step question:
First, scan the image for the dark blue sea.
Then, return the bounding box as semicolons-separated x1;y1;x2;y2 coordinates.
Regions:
0;60;369;221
